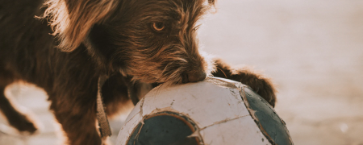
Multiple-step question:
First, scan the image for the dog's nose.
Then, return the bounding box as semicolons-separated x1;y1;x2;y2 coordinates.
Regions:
187;71;206;83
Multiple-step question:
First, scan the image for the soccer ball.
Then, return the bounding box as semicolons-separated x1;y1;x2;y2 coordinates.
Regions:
116;77;293;145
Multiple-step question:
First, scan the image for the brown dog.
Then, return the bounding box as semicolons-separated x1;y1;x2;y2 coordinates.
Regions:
0;0;276;144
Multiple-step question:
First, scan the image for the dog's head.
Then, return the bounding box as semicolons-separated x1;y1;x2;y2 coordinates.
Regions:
44;0;215;84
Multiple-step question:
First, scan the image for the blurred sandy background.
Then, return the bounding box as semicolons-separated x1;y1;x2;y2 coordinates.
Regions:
1;0;363;145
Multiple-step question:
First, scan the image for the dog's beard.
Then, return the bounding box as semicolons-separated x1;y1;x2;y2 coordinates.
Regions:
119;44;191;85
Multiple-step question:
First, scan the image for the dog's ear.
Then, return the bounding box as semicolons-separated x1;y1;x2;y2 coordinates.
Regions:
44;0;117;52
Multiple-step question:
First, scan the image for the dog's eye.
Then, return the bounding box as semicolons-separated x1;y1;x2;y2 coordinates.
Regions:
152;22;165;31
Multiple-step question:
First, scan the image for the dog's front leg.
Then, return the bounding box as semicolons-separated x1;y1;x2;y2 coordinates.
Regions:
49;89;103;145
212;58;277;107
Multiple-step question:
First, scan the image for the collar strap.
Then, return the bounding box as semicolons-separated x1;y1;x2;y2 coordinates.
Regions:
96;75;112;138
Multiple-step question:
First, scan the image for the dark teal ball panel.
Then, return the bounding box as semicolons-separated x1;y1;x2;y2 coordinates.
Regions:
127;115;199;145
244;88;294;145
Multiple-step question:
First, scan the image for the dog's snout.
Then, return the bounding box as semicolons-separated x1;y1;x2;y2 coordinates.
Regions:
186;71;206;83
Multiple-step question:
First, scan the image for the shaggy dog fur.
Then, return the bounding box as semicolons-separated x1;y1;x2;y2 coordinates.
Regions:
0;0;276;144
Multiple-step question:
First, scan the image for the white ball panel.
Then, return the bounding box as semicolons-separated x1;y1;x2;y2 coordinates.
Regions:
200;116;271;145
124;98;142;123
116;100;143;145
142;81;250;129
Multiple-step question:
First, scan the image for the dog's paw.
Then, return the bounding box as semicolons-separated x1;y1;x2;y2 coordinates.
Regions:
212;59;277;107
229;69;276;107
9;114;38;134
